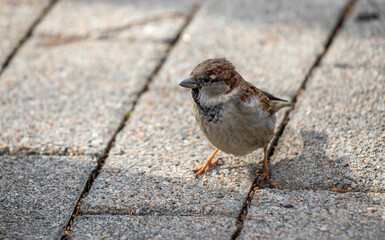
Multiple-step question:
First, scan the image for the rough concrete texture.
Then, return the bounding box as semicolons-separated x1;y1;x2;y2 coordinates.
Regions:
0;155;96;239
69;215;236;240
0;0;51;70
323;0;385;68
270;67;385;192
0;0;196;155
239;189;385;239
2;0;383;239
34;0;196;38
79;0;346;218
0;39;168;156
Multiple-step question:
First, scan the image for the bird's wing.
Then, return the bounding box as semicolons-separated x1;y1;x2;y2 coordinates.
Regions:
240;82;291;115
240;82;274;115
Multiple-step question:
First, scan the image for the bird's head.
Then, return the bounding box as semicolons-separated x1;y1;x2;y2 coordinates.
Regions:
179;58;240;105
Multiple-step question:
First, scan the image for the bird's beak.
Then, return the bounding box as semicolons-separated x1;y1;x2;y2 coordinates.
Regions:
179;77;198;89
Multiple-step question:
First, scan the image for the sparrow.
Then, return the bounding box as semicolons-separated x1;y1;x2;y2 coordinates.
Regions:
179;58;291;179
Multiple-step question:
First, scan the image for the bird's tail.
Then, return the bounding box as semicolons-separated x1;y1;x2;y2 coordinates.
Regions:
274;101;293;111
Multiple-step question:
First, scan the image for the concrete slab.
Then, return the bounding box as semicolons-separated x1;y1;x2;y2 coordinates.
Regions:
239;189;385;239
0;0;196;155
270;66;385;192
0;155;96;239
0;39;169;156
0;0;51;70
69;215;236;240
323;0;385;68
79;0;348;217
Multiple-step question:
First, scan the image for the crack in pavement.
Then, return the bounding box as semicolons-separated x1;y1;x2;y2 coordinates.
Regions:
0;0;58;77
231;0;358;239
36;11;186;47
60;3;201;239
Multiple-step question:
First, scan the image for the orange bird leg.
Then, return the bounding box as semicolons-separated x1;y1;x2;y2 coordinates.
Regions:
194;148;220;177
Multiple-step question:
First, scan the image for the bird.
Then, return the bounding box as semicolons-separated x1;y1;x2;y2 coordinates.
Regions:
179;58;291;180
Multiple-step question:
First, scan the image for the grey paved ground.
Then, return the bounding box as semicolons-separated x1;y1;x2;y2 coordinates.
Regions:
270;0;385;192
0;0;195;156
0;155;96;239
0;0;384;239
239;189;385;239
322;0;385;68
0;0;51;71
70;215;237;240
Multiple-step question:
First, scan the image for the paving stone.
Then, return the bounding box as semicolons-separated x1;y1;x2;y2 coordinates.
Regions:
0;0;51;70
79;0;347;217
69;215;236;240
239;189;385;239
323;0;385;68
270;66;385;192
0;155;96;239
0;0;195;155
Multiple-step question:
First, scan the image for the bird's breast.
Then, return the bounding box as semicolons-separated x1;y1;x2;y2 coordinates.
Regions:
193;100;275;156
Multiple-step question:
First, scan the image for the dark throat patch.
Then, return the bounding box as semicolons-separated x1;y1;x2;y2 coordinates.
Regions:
192;89;223;124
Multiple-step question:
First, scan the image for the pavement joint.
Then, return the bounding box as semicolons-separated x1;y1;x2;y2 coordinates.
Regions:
269;0;357;163
60;3;201;239
267;0;357;178
0;151;99;157
36;11;187;48
231;1;358;239
0;0;58;77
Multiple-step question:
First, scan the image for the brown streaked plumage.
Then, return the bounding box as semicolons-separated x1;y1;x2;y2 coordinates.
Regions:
179;58;291;180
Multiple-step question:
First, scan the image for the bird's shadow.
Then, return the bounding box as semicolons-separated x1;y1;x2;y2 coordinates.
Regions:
270;130;361;191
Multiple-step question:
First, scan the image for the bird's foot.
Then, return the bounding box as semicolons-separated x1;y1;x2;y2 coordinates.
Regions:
256;167;270;185
258;169;269;181
194;158;221;178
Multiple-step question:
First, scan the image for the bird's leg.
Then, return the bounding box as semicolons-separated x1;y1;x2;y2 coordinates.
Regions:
259;146;269;180
194;148;220;177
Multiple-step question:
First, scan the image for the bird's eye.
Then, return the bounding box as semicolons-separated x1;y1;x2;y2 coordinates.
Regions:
203;76;212;83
